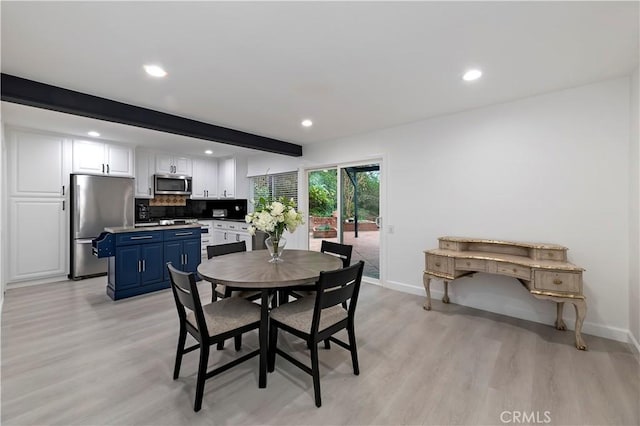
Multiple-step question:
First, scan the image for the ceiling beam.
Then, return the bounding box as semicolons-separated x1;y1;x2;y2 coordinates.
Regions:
1;73;303;157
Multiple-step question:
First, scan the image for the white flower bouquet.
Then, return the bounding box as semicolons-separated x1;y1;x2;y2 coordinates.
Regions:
245;197;304;262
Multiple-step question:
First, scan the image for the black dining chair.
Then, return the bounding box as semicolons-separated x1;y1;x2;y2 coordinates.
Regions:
167;263;261;412
320;240;353;268
206;241;259;302
267;261;365;407
288;240;354;303
206;241;262;351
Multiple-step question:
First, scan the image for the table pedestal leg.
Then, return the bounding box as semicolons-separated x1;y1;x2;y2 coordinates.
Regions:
423;274;431;310
259;289;269;388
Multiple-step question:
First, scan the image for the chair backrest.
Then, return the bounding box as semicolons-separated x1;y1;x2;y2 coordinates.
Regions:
320;240;353;268
167;262;208;338
312;261;364;332
206;241;247;259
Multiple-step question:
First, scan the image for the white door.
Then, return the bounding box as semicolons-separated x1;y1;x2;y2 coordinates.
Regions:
212;229;226;245
218;157;235;198
191;158;208;199
8;130;68;197
105;144;133;176
135;150;153;198
73;140;106;174
174;156;192;176
8;198;67;281
155;153;174;174
238;233;252;251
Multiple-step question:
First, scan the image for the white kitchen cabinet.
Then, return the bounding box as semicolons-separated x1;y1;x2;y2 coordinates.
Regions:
7;129;71;198
155;153;192;176
191;158;218;199
135;149;154;198
8;198;67;281
212;220;252;250
72;139;133;176
218;157;236;198
6;128;70;283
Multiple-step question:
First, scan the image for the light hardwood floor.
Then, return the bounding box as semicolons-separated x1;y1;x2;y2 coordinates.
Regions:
2;277;639;425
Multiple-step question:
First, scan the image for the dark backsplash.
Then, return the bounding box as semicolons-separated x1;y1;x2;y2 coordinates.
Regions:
135;198;247;221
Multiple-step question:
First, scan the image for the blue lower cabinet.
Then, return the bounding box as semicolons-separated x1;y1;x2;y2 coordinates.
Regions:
140;243;165;285
163;239;202;280
106;227;201;300
183;239;202;274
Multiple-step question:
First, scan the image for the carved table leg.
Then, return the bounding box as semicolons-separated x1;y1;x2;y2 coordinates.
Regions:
423;274;432;311
571;299;588;350
442;281;450;304
555;302;567;330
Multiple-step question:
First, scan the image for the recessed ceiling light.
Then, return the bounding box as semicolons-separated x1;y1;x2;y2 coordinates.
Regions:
204;150;213;155
88;131;100;137
144;64;167;78
462;69;482;81
301;119;313;127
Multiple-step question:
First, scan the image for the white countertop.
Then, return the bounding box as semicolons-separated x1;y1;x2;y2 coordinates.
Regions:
105;224;201;233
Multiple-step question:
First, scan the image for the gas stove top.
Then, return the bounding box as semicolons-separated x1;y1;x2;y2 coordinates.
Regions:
135;218;200;227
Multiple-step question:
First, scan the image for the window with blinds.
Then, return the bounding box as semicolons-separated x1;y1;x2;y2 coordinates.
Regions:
250;171;298;206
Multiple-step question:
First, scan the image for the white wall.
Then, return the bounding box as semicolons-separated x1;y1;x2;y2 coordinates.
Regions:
629;67;639;350
251;76;633;342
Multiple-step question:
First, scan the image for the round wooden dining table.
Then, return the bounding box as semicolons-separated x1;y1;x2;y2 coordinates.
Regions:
197;249;343;388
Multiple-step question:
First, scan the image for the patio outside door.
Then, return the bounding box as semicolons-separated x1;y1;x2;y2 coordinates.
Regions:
307;163;380;280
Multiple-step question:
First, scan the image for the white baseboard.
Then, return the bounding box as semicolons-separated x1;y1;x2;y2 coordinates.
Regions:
384;280;632;345
628;331;640;355
6;275;71;289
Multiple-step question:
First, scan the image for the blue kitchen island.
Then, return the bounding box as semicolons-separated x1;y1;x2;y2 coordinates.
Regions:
93;224;201;300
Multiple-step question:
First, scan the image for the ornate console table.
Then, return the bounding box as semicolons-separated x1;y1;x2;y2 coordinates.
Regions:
423;237;587;350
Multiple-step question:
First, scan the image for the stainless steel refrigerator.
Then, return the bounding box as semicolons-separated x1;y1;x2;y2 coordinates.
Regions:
69;174;134;279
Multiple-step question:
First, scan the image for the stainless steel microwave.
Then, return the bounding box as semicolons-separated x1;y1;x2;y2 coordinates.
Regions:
154;174;192;195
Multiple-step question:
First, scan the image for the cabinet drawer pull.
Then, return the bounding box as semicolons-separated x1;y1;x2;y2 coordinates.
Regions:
142;260;146;272
466;261;471;266
175;232;193;236
435;262;441;267
513;268;518;273
131;236;153;240
553;279;563;285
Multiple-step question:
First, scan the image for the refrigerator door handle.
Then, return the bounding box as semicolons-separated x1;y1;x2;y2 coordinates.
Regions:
76;239;95;244
75;185;81;238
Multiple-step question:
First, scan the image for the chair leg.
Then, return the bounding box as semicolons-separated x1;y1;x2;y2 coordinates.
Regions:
211;284;217;303
173;325;187;379
194;343;210;412
234;335;242;351
310;342;322;407
323;339;331;349
347;323;359;375
268;323;278;372
216;340;225;350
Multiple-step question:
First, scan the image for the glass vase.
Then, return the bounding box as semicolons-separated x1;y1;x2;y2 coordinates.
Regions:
265;235;287;263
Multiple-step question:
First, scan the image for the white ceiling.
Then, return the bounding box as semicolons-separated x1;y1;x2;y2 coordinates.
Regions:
1;1;638;156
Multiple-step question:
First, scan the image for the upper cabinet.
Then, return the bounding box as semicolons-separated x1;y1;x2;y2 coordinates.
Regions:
156;153;192;176
72;140;133;177
191;158;218;199
8;129;71;197
135;149;154;198
218;157;236;198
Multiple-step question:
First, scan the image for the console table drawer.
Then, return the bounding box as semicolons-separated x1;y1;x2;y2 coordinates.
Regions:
533;270;581;293
455;258;487;272
496;262;531;280
426;254;453;275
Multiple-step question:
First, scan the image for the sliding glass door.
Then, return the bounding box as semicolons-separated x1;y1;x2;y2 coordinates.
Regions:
307;163;380;280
